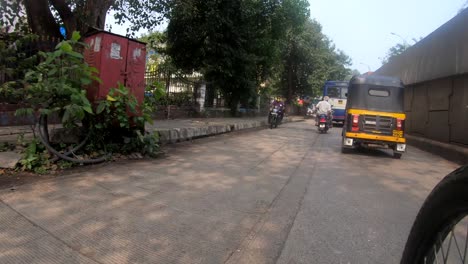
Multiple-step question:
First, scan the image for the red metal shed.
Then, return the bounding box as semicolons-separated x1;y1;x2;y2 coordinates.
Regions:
83;31;146;112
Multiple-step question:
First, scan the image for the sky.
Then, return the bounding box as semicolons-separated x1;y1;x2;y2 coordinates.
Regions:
108;0;467;74
308;0;467;73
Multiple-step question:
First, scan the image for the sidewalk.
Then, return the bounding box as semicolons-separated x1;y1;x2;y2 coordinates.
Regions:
406;134;468;165
0;116;305;144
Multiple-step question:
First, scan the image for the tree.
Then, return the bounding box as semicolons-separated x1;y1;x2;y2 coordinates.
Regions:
275;19;351;101
381;42;410;64
139;31;170;71
165;0;351;112
344;69;361;81
273;0;311;103
167;0;289;113
0;0;28;33
0;0;170;38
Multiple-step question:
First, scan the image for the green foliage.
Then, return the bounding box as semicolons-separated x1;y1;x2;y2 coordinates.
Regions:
16;32;100;128
96;83;138;130
381;43;411;65
111;1;171;37
87;83;157;154
57;160;73;169
158;92;193;107
166;0;351;109
8;34;162;173
120;130;160;157
0;142;14;152
0;0;29;33
18;139;50;174
167;0;300;113
0;33;39;103
5;1;170;39
144;81;166;112
137;131;160;157
275;18;352;101
138;31;175;72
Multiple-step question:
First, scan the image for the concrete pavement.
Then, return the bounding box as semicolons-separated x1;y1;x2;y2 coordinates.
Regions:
0;121;312;263
0;120;461;263
406;134;468;165
276;126;459;263
0;116;303;169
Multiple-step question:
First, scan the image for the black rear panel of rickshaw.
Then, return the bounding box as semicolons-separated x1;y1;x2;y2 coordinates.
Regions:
346;75;405;136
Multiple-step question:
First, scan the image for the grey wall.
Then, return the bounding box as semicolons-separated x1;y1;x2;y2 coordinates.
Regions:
376;9;468;146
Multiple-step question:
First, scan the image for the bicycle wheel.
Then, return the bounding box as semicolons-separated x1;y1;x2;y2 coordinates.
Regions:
401;165;468;264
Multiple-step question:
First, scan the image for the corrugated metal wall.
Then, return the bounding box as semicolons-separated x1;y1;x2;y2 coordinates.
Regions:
376;9;468;146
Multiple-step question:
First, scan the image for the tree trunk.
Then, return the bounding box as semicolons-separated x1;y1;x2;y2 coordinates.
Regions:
287;58;293;105
24;0;62;38
49;0;77;38
75;0;114;34
24;0;114;39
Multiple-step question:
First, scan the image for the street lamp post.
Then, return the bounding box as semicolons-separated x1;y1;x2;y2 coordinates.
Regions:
390;32;408;45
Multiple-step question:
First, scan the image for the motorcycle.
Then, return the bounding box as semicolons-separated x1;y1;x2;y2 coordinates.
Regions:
317;113;329;133
305;107;315;119
268;106;282;129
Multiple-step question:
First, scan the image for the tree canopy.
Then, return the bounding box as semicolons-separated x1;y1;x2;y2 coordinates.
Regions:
166;0;352;111
167;0;290;112
276;18;351;102
381;42;411;65
0;0;170;38
1;0;353;113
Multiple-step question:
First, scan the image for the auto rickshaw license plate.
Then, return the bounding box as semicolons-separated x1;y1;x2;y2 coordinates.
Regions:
393;130;403;138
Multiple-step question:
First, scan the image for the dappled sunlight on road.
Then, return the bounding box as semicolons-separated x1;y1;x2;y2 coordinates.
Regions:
0;120;461;263
0;121;314;263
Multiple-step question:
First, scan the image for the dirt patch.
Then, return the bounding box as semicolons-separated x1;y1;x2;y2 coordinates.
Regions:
0;169;58;190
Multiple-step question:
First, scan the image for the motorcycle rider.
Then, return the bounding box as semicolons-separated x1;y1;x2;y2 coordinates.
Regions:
315;96;333;127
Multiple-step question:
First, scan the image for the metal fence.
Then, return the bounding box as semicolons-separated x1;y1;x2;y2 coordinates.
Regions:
145;70;204;106
204;82;226;108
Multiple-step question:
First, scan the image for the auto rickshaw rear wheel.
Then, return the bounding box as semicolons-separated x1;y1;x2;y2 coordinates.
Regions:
393;152;402;159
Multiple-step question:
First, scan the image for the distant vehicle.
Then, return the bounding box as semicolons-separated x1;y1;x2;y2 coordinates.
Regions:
322;81;348;124
268;101;285;129
305;98;320;118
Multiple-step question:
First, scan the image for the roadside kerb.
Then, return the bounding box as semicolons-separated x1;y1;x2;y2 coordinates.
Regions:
0;117;305;145
407;134;468;165
152;117;304;144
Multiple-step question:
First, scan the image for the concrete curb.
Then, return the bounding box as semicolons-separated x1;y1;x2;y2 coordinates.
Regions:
407;134;468;165
155;117;304;144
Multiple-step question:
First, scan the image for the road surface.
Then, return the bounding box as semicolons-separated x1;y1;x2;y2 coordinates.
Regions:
0;120;460;263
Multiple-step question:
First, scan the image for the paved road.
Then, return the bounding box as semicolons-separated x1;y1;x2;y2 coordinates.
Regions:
0;120;460;263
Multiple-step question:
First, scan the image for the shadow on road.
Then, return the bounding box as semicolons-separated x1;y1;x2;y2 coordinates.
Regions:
343;146;394;159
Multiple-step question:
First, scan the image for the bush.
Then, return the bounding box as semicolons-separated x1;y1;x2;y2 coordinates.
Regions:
8;32;162;173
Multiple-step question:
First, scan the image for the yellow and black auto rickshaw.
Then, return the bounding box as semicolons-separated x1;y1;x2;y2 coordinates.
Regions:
341;75;406;159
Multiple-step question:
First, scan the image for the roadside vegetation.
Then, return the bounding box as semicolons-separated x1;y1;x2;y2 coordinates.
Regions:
1;0;353;173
